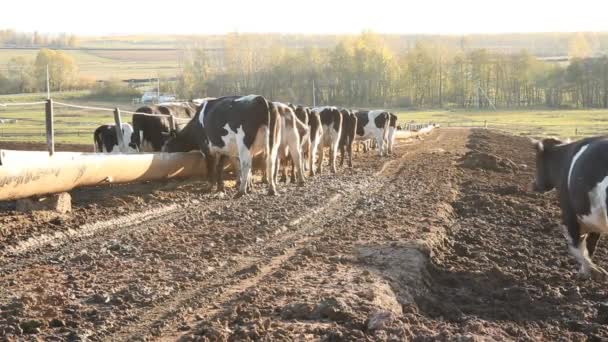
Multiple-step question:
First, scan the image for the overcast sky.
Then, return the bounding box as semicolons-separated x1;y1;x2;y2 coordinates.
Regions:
2;0;607;35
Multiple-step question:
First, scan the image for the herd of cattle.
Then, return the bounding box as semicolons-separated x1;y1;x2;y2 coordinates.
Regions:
90;95;608;281
93;95;400;197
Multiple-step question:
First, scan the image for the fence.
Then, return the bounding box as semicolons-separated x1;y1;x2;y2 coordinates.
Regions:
0;98;192;155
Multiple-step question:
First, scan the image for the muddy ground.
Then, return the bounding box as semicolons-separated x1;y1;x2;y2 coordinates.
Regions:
1;128;607;341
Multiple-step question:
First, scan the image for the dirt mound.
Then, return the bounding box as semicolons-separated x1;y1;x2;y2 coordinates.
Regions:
461;150;518;173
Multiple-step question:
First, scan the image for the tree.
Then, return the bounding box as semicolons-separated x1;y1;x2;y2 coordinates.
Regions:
34;48;78;91
568;33;592;59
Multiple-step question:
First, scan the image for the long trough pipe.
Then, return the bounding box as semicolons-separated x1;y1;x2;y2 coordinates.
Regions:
0;151;208;201
0;125;437;202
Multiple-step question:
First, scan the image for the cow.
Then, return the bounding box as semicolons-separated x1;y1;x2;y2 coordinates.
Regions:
163;95;280;198
130;101;200;152
273;102;308;185
532;136;608;280
354;110;390;156
311;107;342;174
93;123;136;153
307;108;323;176
387;112;398;155
338;108;357;168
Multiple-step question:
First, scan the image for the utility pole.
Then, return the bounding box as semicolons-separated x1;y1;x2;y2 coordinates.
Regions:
312;79;316;107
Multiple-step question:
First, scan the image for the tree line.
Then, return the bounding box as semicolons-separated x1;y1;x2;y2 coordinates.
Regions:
176;32;608;109
0;30;79;48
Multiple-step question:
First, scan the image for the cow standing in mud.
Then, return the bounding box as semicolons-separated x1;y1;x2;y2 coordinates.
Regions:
355;110;390;156
163;95;280;198
533;136;608;280
312;107;342;174
387;112;398;155
339;108;357;168
273;102;308;185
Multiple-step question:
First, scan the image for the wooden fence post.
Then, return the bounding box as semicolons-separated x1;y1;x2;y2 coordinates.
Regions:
575;127;578;136
45;98;54;156
484;120;488;129
168;114;176;132
113;108;124;152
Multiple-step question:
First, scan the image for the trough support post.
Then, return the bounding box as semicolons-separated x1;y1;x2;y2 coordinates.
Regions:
45;98;54;156
113;107;124;151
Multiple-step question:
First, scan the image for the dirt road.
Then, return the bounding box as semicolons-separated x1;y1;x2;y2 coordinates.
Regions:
1;128;607;341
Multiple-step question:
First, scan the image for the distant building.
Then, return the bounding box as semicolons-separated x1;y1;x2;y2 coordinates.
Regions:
141;91;176;104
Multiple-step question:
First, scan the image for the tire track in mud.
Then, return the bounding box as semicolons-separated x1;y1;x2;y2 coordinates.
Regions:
116;131;457;341
0;130;447;341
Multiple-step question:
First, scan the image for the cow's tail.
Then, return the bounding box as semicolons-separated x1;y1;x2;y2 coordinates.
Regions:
265;98;280;195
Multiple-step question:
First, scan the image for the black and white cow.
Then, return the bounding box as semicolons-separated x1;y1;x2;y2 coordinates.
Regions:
311;107;342;174
274;102;308;185
533;136;608;279
163;95;280;198
387;112;398;155
93;123;137;153
307;108;323;176
355;110;390;156
339;108;357;168
130;101;200;152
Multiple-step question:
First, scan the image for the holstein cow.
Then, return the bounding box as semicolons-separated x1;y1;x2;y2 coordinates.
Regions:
354;110;390;156
273;102;308;185
130;101;200;152
533;136;608;279
163;95;280;198
387;112;398;155
311;107;342;174
307;108;323;176
339;108;357;168
93;123;137;153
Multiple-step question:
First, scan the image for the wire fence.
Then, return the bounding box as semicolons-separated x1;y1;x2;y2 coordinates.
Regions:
0;99;195;147
1;98;608;148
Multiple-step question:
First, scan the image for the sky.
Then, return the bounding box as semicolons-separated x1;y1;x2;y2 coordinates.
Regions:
1;0;608;35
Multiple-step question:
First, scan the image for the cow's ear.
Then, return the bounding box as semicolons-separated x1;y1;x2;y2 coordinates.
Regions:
530;138;543;152
170;130;177;138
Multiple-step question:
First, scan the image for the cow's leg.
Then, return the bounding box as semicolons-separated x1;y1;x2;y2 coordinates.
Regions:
236;146;252;198
363;141;369;153
587;233;602;258
316;145;324;174
287;137;305;186
290;158;297;184
339;144;345;167
206;154;218;192
349;141;354;166
266;135;279;197
330;138;338;174
215;155;226;192
280;156;288;183
563;219;608;280
309;142;318;177
375;133;384;157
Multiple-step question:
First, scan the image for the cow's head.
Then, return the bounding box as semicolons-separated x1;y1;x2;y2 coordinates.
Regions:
532;137;564;192
129;131;140;151
160;131;180;152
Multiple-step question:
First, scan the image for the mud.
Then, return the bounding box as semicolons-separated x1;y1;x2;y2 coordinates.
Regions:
1;128;606;341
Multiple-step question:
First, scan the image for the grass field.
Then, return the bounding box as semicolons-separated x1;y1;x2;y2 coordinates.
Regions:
2;89;608;146
394;108;608;138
